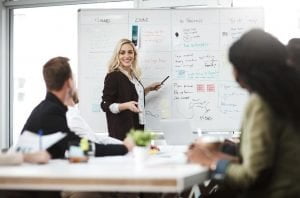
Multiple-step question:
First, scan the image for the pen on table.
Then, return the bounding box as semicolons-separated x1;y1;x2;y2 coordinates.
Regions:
38;129;43;151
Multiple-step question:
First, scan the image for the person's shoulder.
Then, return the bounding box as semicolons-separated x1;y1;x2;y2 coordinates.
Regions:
245;93;271;116
105;71;125;81
37;97;66;116
248;93;267;107
106;70;123;77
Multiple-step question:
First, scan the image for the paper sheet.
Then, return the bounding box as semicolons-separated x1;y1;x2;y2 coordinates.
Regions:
11;130;66;153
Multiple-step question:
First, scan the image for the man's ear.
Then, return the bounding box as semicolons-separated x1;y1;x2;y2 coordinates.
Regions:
61;78;72;92
66;78;73;88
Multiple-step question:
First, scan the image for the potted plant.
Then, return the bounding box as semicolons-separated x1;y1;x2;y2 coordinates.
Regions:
127;129;154;147
127;129;155;168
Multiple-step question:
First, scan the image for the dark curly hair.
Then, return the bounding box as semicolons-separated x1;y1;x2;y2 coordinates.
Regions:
287;38;300;68
229;29;300;129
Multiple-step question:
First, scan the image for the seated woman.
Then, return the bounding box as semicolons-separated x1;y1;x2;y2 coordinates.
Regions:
187;29;300;197
287;38;300;68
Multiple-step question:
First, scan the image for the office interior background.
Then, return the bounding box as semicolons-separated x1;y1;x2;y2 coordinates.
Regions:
0;0;299;149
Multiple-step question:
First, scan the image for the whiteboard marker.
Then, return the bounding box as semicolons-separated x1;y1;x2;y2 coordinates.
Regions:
160;76;170;85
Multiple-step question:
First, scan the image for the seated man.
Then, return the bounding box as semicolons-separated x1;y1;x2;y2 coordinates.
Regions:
20;57;133;159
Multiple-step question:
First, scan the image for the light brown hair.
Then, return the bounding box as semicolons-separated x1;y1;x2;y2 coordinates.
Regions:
43;57;72;91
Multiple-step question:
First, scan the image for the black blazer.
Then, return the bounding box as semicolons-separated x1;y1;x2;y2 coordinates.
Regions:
21;92;128;159
101;71;143;140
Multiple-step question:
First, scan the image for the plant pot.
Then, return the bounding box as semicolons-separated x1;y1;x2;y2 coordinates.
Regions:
132;146;149;169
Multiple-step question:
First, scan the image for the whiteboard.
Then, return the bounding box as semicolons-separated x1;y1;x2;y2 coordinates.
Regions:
78;8;264;133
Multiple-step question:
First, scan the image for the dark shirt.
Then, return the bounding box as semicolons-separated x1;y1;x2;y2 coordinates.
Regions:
22;92;128;159
101;71;143;140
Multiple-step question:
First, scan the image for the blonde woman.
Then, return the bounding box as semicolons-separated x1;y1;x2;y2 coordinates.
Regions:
101;39;161;140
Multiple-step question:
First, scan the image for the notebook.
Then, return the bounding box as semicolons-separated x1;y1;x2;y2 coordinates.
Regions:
160;119;199;145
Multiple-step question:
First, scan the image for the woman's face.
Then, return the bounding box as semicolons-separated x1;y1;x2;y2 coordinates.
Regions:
232;67;248;90
119;43;135;70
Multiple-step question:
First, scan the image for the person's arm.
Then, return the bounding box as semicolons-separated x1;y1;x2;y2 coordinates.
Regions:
218;95;276;189
186;141;237;168
45;107;129;158
0;151;50;165
118;101;140;112
144;82;161;95
94;136;133;156
0;153;23;165
67;106;122;144
45;113;81;159
187;95;276;189
44;112;129;158
101;73;140;113
67;106;95;139
23;151;51;164
101;73;119;112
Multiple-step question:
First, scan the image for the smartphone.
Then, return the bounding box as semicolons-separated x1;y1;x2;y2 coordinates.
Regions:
161;76;170;85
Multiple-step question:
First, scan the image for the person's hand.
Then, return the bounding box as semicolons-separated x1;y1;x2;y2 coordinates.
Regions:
23;151;51;164
186;143;215;167
145;82;161;95
149;82;161;91
187;140;239;169
123;136;135;152
194;138;222;153
120;101;140;113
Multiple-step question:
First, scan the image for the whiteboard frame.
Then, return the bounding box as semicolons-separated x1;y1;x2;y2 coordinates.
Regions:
4;0;131;9
137;0;219;8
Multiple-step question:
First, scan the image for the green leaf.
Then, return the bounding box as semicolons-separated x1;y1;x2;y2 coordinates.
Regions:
127;129;156;147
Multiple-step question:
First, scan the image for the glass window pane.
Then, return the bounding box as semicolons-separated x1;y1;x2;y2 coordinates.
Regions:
12;1;133;144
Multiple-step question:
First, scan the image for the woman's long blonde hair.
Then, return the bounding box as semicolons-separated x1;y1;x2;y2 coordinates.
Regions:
107;38;141;78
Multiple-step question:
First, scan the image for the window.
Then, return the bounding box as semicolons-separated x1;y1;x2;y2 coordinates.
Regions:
12;1;133;144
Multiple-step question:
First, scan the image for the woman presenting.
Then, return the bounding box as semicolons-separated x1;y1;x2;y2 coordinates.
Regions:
101;39;161;140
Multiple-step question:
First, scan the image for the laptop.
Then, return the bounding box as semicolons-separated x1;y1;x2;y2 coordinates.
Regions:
160;119;199;145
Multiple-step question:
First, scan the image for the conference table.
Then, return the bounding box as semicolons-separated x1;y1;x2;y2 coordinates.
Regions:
0;146;208;193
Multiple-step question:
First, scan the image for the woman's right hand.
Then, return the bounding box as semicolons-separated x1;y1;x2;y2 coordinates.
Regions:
119;101;140;113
